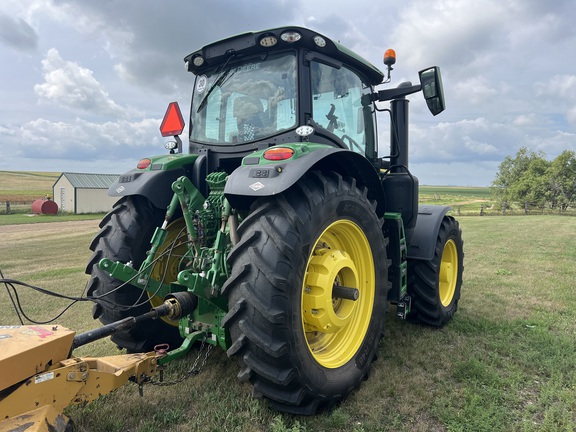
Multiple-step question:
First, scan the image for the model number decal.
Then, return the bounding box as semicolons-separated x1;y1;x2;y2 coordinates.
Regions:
252;169;269;178
35;372;54;384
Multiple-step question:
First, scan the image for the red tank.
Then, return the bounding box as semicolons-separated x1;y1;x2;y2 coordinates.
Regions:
32;199;58;215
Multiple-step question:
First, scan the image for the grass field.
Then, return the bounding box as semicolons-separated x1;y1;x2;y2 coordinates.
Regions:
419;185;493;214
1;216;575;431
0;171;60;202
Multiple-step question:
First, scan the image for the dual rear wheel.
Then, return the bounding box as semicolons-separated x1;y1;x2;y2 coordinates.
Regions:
408;216;464;327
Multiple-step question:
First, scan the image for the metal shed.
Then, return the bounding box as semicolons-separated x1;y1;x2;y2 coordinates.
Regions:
52;172;120;214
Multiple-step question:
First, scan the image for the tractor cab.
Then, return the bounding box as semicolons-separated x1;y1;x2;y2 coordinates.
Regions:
184;27;386;175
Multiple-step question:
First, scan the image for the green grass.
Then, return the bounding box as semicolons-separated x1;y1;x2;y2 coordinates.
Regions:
1;216;575;431
0;170;60;201
0;213;104;225
420;185;493;198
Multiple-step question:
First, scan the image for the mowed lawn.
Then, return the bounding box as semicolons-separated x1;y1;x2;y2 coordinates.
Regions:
0;215;575;432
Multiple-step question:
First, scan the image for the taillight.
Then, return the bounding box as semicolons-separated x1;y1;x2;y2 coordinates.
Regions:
137;158;151;169
263;147;294;161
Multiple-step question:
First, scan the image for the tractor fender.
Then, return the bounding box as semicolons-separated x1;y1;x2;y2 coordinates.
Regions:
406;205;452;261
107;154;202;209
224;147;385;214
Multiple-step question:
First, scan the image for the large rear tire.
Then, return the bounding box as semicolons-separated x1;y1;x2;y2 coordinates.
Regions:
85;195;182;352
407;216;463;327
222;172;388;414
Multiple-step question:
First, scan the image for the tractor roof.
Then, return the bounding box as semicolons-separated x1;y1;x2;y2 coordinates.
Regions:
184;26;385;86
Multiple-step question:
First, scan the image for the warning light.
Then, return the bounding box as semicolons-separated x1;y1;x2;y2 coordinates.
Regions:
160;102;185;137
384;49;396;67
383;49;396;83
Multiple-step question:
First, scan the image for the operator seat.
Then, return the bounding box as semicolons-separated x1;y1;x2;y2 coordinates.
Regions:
233;96;264;142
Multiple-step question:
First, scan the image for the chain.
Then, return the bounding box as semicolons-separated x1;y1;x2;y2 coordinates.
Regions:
144;338;214;388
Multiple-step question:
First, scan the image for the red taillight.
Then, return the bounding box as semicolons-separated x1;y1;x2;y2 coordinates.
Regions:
137;158;151;169
263;147;294;161
160;102;185;137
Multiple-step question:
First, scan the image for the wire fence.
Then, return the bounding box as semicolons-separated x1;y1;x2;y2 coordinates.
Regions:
0;201;32;215
451;202;576;217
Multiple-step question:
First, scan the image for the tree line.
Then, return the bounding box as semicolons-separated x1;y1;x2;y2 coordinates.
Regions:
491;148;576;211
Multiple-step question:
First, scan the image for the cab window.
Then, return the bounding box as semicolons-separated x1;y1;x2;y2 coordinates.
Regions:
311;61;375;156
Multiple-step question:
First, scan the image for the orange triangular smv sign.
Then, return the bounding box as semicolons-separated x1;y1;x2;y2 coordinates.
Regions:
160;102;185;137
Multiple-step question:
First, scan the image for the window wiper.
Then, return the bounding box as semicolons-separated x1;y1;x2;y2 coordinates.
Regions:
196;69;236;113
196;54;236;113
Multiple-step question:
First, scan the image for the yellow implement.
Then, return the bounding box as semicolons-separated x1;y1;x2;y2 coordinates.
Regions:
0;325;161;432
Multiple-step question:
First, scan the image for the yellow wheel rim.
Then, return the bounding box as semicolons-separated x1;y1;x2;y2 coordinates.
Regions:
439;239;458;307
301;220;375;369
149;218;188;326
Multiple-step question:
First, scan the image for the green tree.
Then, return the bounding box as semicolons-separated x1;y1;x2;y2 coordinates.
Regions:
513;156;550;208
491;147;548;207
546;150;576;211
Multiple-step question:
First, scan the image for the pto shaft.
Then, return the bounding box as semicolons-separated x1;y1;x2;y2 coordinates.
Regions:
72;292;197;350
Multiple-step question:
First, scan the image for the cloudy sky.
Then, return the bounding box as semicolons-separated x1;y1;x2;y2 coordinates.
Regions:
1;0;575;186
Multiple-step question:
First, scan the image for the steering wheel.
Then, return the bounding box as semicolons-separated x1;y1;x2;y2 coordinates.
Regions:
341;134;364;153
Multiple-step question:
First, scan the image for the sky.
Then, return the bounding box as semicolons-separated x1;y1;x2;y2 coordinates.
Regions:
0;0;575;186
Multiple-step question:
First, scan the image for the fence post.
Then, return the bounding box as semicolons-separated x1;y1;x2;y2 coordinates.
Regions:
457;206;461;216
480;204;484;216
524;202;528;214
6;201;10;215
502;201;506;215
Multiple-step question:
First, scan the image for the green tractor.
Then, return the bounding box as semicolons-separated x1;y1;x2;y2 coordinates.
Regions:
86;26;463;414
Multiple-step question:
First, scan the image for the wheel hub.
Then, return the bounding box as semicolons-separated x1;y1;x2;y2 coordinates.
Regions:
439;239;458;307
301;220;375;369
303;249;359;334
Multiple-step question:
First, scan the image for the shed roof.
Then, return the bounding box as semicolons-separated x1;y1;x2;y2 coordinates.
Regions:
54;172;120;189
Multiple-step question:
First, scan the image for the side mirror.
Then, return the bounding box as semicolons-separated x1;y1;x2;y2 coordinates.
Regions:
419;66;445;116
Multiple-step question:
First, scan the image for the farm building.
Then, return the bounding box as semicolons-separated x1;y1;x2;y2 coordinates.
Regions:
53;172;120;214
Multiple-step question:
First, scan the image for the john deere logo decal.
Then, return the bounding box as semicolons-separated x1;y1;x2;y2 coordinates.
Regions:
249;182;265;191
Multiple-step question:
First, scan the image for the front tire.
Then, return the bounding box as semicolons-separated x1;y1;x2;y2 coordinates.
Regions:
85;195;182;352
222;172;388;414
407;216;464;327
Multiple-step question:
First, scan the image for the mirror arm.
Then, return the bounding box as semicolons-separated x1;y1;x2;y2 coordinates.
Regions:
373;84;422;102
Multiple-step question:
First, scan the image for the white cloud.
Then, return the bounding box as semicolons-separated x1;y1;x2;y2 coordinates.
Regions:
535;75;576;99
389;0;509;72
1;116;165;165
513;114;537;126
454;76;498;105
526;130;576;156
33;48;130;117
534;75;576;125
407;118;507;163
412;160;500;186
